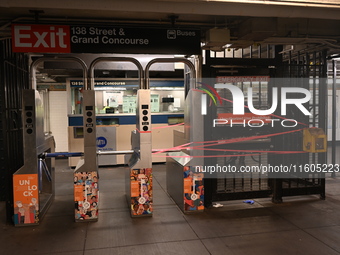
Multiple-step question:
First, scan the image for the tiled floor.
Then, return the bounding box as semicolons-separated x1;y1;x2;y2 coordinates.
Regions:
1;159;340;255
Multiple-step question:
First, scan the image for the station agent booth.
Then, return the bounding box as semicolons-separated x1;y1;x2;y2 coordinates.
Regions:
67;76;186;167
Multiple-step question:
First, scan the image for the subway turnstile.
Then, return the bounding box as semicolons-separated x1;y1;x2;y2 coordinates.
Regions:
12;56;95;225
88;57;147;217
13;89;55;226
73;89;99;222
126;89;153;216
142;58;204;214
125;57;198;216
166;89;204;213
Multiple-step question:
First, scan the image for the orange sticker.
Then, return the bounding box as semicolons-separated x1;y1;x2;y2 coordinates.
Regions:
74;185;84;201
184;178;192;194
13;174;39;207
198;205;205;210
131;181;140;197
13;174;39;224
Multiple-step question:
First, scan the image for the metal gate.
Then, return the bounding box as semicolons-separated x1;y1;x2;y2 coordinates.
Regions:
202;46;327;206
0;39;29;222
271;50;327;201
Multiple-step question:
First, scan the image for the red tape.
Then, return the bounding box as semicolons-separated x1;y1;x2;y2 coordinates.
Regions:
152;88;310;158
191;147;306;154
154;153;263;158
152;128;307;157
182;128;305;150
152;123;184;129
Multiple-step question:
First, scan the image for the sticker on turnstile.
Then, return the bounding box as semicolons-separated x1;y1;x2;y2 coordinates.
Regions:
138;179;147;204
74;185;83;201
83;188;91;209
131;181;139;197
13;174;39;225
74;172;99;220
130;168;153;216
190;193;198;201
138;197;146;204
183;166;204;211
190;176;198;201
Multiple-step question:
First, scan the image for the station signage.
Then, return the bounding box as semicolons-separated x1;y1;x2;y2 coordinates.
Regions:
12;24;201;55
216;76;270;83
70;80;130;87
69;79;184;87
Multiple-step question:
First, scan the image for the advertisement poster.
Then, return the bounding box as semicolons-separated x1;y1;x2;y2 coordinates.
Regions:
74;171;99;221
183;166;204;212
13;174;39;225
130;168;153;216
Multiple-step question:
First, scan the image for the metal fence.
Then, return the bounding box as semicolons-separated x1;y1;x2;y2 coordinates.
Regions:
203;47;327;206
0;39;29;223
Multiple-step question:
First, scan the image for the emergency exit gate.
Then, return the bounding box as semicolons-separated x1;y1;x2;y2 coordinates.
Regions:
271;50;327;201
202;47;327;207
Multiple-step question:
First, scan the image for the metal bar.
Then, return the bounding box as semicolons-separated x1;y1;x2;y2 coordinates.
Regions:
258;44;262;59
297;51;301;77
30;57;88;90
332;60;337;177
38;159;43;192
89;57;144;90
145;58;196;93
98;148;182;155
266;45;270;58
289;51;292;77
311;53;316;170
41;159;52;182
43;152;84;158
259;80;262;108
44;148;183;158
312;52;316;126
97;150;134;155
319;50;327;197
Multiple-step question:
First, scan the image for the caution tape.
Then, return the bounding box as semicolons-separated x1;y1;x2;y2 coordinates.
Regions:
152;128;308;157
152;122;184;129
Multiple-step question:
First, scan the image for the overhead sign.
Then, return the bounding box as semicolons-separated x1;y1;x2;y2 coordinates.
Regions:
69;79;184;87
12;24;71;53
70;80;129;87
12;24;201;55
216;76;270;83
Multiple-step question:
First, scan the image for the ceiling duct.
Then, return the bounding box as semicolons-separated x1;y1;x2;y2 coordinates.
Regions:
203;28;230;51
229;18;277;49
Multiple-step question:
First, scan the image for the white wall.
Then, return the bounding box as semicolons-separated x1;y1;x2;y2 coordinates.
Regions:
49;91;68;152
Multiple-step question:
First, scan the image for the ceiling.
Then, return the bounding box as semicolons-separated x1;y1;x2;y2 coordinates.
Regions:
3;0;340;83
